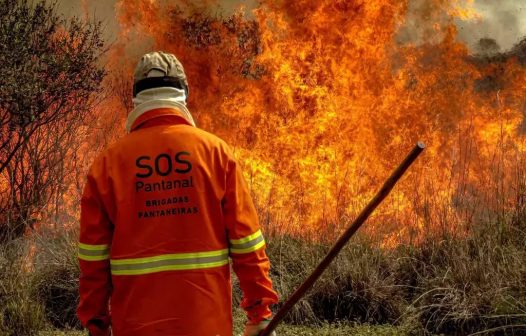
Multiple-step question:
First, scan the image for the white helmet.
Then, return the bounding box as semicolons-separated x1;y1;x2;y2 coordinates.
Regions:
133;51;189;99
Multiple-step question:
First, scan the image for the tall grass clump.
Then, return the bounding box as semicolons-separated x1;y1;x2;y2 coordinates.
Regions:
0;239;46;335
31;230;81;330
0;229;81;336
257;212;526;335
264;235;406;325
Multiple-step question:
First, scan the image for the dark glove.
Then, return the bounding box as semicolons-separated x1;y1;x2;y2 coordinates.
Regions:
87;318;111;336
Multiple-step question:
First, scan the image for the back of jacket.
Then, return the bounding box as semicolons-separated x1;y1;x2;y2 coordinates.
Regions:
77;109;278;336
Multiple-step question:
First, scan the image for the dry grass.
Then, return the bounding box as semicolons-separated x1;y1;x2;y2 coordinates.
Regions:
36;309;413;336
259;218;526;335
0;239;46;336
0;216;525;335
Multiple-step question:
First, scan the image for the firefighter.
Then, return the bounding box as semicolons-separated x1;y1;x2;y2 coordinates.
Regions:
77;51;278;336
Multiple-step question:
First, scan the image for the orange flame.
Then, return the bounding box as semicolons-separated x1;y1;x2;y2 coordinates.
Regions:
91;0;526;245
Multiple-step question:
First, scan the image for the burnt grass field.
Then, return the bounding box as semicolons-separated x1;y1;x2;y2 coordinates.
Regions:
1;213;525;336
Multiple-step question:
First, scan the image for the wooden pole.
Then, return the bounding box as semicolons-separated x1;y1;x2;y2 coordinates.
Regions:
259;142;426;336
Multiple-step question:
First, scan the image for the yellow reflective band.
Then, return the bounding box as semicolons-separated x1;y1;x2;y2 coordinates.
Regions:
229;230;262;245
79;243;109;251
230;240;266;254
111;260;229;276
110;249;229;265
78;243;110;261
110;249;230;276
78;253;110;261
229;230;265;254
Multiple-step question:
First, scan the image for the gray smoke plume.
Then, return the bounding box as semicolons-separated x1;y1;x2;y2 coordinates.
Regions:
398;0;526;54
54;0;526;55
455;0;526;53
53;0;118;41
54;0;257;43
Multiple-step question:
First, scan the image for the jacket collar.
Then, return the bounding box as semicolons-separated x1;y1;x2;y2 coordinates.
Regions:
128;107;195;132
126;87;196;132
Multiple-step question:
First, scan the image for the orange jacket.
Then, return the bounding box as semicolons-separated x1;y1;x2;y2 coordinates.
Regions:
77;107;278;336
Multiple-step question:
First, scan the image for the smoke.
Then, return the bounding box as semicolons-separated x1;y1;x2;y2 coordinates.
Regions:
397;0;526;54
52;0;117;42
54;0;258;39
52;1;526;54
396;0;453;46
455;0;526;53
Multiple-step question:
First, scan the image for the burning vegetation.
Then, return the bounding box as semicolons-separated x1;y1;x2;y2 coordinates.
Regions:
107;0;526;245
1;0;526;335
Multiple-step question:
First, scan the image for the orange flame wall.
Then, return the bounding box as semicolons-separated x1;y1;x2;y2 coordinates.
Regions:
110;0;526;243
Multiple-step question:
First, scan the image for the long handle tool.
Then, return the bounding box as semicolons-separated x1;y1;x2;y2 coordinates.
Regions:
259;142;426;336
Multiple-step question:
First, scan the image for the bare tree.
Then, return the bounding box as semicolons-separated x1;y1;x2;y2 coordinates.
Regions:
0;0;105;243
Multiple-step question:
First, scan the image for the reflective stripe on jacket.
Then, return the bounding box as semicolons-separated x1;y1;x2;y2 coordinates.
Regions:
77;108;278;336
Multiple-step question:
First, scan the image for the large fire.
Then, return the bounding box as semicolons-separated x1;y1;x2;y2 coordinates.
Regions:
93;0;526;244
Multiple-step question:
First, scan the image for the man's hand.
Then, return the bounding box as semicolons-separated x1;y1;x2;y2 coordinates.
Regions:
242;319;276;336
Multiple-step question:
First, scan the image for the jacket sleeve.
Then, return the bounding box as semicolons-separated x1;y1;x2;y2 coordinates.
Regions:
222;154;279;323
77;166;113;336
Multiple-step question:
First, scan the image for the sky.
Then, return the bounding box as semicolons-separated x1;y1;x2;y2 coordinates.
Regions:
55;0;526;53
